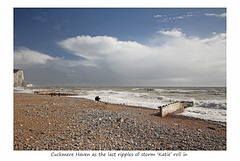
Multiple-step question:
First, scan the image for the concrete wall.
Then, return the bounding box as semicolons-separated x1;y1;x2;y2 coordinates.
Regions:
158;101;194;117
14;69;24;87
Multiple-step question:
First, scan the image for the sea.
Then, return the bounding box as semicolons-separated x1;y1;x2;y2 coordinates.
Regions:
14;86;226;122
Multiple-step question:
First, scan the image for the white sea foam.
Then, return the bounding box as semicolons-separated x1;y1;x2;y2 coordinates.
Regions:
71;90;168;108
195;100;226;110
179;107;226;122
14;87;34;93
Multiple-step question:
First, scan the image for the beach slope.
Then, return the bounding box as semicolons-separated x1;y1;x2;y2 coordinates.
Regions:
14;93;226;150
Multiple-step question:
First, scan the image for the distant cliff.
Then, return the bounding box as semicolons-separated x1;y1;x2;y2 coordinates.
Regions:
14;69;25;87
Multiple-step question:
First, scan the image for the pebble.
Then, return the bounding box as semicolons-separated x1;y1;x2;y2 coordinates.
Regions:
208;127;216;130
197;129;203;132
116;118;123;123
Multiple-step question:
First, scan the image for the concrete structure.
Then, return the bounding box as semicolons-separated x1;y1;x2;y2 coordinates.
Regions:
158;101;194;117
14;69;25;87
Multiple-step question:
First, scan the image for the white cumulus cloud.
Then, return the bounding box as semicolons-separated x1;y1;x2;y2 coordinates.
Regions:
57;32;226;86
14;47;54;66
157;28;185;38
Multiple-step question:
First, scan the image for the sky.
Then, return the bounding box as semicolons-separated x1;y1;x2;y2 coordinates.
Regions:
14;8;226;87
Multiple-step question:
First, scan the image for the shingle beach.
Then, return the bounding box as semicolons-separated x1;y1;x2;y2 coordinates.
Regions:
14;93;226;150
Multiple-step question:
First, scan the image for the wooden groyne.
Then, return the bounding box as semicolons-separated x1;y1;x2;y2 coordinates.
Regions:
158;101;194;117
37;92;78;97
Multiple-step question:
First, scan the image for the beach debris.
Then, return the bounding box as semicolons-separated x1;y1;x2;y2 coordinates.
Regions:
95;96;101;101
